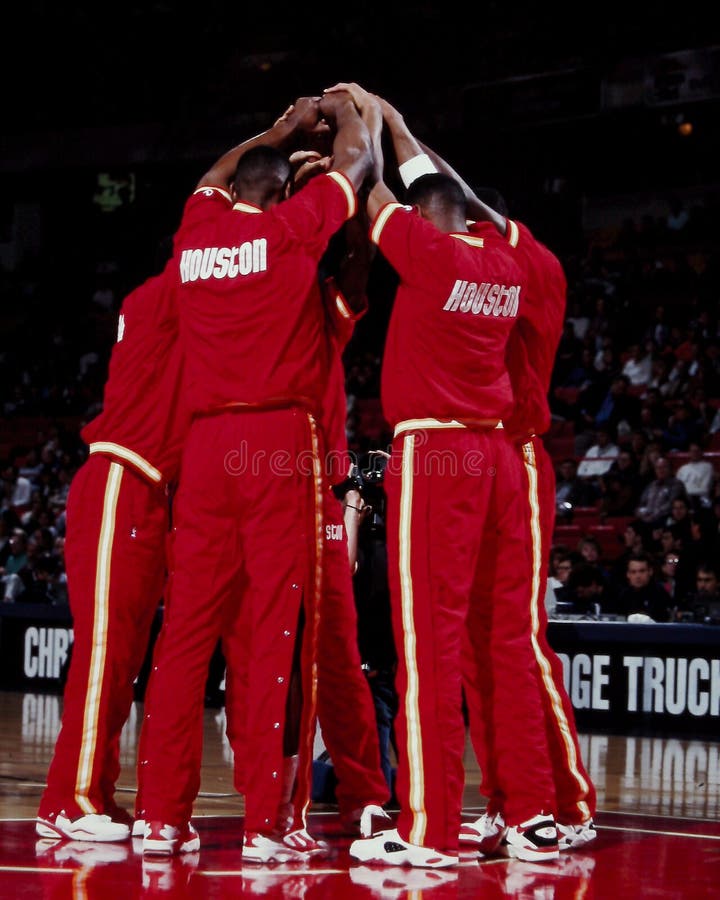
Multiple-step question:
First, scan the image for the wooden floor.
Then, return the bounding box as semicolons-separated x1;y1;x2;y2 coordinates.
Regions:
1;689;719;898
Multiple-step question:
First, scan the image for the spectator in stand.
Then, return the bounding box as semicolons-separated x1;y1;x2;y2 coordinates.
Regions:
565;299;590;341
665;496;695;543
638;440;664;486
638;388;669;441
552;320;585;389
676;562;720;624
577;536;611;580
587;296;612;347
5;463;33;516
551;342;606;421
51;536;68;605
561;346;596;390
0;528;29;602
658;519;701;591
27;524;56;557
48;466;73;513
656;552;684;606
576;425;620;495
592;335;616;374
20;500;54;537
628;429;648;461
687;386;715;436
663;357;690;404
609;519;653;588
598;448;642;518
545;551;575;614
15;552;65;605
576;374;641;456
699;343;720;400
675;332;703;373
682;503;718;575
646;357;673;397
549;545;574;576
643;304;670;352
18;448;45;489
621;341;654;388
710;405;720;436
676;442;716;506
662;403;703;452
657;525;682;559
616;553;673;622
635;457;688;532
555;458;594;520
0;510;19;567
556;563;613;617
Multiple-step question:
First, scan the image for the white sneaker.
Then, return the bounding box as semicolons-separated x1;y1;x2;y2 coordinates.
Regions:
349;828;457;869
132;818;146;838
142;821;200;856
242;831;305;864
282;828;329;857
557;818;597;850
458;811;507;854
36;812;130;843
501;813;559;863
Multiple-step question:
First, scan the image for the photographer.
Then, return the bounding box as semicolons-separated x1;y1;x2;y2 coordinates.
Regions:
350;451;398;799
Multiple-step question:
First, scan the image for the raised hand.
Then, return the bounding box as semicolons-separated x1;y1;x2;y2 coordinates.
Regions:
287;97;332;133
289;151;332;190
324;82;374;114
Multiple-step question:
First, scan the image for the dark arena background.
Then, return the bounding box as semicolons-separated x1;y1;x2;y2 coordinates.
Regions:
1;3;719;897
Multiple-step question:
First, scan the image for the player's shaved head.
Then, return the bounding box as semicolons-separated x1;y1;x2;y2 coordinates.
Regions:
232;145;292;208
406;173;468;232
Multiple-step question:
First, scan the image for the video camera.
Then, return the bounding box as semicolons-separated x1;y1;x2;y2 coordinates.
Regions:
334;451;389;537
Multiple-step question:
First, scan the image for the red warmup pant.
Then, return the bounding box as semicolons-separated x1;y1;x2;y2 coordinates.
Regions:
385;425;555;854
39;455;168;820
463;436;596;825
225;486;389;819
134;531;185;821
139;409;323;833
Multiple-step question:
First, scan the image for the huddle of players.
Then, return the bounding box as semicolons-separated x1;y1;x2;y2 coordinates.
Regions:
35;82;597;870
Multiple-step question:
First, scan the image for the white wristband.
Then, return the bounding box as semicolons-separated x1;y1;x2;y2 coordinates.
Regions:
398;153;437;188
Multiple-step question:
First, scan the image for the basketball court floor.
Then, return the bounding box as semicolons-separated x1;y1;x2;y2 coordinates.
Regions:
1;689;718;898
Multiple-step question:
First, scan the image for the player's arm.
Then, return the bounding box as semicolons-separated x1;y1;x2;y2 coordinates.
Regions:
343;486;371;574
317;90;373;193
334;214;372;314
331;88;384;312
196;97;329;190
323;82;394;220
415;134;507;233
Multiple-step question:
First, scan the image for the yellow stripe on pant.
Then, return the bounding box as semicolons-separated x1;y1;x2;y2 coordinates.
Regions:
522;440;591;814
398;433;428;846
75;461;123;812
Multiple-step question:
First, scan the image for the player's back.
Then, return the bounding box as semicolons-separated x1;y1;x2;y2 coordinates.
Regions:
378;214;525;425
